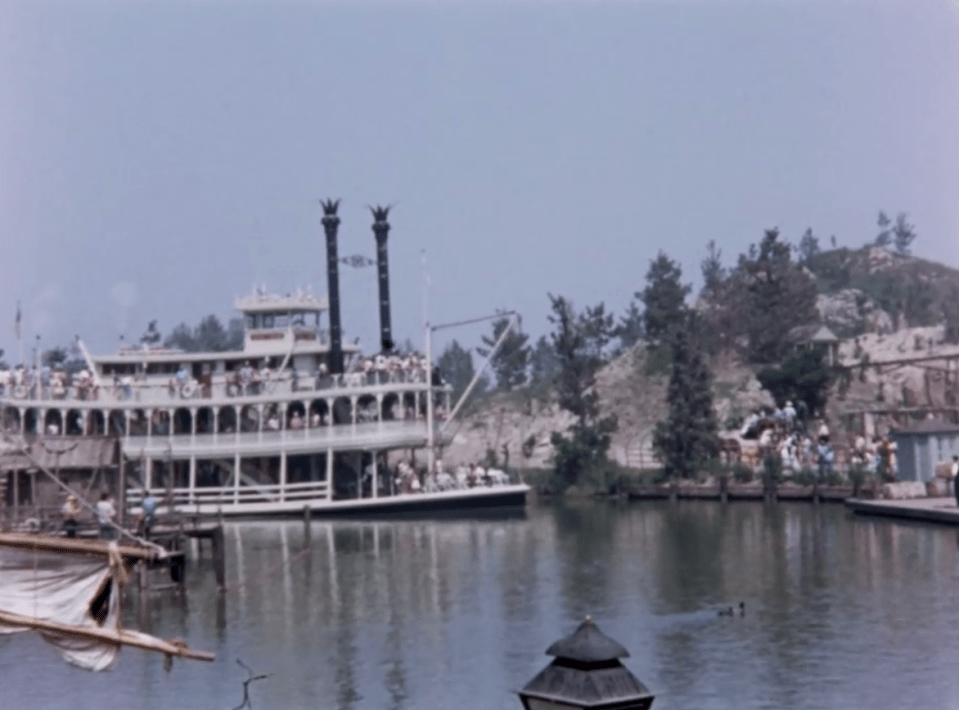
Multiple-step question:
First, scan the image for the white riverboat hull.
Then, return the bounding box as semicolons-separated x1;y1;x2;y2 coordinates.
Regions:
154;483;530;518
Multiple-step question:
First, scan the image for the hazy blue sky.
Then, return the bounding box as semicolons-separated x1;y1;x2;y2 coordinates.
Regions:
2;0;957;362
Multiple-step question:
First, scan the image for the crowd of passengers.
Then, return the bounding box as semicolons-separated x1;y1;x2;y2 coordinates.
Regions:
737;402;897;478
219;352;436;397
377;459;512;494
0;365;99;401
0;349;442;404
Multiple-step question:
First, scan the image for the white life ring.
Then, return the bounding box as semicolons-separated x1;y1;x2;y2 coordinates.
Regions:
180;382;197;399
227;383;241;397
12;385;27;399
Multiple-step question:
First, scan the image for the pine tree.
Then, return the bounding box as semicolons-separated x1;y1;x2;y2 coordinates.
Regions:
640;252;691;349
653;329;719;479
700;240;725;296
546;294;618;489
892;212;917;255
741;229;818;364
797;228;820;263
875;211;892;247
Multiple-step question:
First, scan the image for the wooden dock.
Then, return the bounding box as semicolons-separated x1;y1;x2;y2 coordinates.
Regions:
845;496;959;526
626;482;854;503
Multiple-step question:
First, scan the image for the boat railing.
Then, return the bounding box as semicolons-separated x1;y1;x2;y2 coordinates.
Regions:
127;480;331;507
0;368;436;406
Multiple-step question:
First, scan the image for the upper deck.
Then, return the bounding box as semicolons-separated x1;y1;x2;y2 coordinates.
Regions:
0;287;434;415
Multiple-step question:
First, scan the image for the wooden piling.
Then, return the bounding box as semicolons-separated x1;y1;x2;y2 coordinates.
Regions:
303;505;311;548
117;452;126;529
211;524;226;591
138;560;149;606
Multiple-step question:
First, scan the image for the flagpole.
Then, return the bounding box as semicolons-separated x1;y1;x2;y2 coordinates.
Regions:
422;250;435;479
15;301;23;366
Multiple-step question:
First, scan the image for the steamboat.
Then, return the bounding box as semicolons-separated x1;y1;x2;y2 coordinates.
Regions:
0;202;529;518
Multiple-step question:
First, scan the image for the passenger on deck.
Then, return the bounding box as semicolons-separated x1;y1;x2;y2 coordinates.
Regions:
95;493;116;540
487;468;507;486
120;374;133;400
455;464;469;489
290;412;304;429
240;361;254;394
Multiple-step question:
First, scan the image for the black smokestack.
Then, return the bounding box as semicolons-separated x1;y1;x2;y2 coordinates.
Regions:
370;205;393;352
321;198;344;374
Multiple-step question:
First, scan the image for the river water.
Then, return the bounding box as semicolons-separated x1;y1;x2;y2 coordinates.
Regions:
5;499;959;710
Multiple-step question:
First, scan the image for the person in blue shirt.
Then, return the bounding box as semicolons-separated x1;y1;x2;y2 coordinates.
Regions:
139;490;158;539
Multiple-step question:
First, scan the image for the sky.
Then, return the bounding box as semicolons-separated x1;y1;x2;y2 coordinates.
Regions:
1;0;958;364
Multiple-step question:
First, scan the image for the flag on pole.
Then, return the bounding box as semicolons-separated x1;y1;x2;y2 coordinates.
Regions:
14;301;21;341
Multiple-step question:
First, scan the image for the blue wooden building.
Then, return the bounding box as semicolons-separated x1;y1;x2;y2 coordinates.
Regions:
891;419;959;482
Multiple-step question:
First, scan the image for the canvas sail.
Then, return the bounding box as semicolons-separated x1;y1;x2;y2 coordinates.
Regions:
0;540;212;670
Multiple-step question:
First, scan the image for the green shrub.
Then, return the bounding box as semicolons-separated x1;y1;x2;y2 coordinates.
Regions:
731;462;754;483
761;452;783;487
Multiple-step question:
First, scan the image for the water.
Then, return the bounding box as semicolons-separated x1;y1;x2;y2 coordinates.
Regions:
5;500;959;710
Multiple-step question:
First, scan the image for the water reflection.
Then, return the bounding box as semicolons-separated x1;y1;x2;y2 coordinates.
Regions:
6;502;959;709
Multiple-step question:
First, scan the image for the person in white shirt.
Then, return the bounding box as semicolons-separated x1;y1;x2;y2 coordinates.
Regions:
95;492;116;540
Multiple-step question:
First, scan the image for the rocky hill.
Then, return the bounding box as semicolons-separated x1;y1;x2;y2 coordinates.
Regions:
443;247;959;472
808;246;959;337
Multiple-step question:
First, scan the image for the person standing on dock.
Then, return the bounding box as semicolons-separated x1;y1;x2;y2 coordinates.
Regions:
952;455;959;507
61;495;80;538
139;490;158;539
95;492;116;540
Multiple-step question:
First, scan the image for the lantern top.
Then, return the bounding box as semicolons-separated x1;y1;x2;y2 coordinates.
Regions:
545;616;630;663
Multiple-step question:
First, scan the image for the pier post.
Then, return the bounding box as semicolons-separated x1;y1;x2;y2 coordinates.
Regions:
118;452;126;529
303;505;311;549
138;560;149;606
719;475;728;504
211;524;226;591
669;482;678;503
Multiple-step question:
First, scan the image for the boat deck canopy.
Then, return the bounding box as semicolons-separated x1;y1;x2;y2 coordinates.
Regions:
0;437;118;472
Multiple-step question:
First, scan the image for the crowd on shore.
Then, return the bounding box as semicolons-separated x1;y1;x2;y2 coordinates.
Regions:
736;403;897;478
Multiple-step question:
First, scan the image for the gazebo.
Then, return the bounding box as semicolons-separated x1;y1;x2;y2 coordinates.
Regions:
786;324;839;366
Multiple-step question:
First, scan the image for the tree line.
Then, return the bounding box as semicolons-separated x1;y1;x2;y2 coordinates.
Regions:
437;211;922;488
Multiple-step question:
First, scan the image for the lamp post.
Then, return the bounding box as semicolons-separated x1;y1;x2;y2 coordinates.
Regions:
518;616;655;710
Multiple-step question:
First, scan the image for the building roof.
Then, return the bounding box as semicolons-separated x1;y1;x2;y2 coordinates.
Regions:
787;324;839;345
892;419;959;436
545;617;630;662
0;437;118;472
520;617;653;708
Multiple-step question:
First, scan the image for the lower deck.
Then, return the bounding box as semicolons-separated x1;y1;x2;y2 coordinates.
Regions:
125;446;527;518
